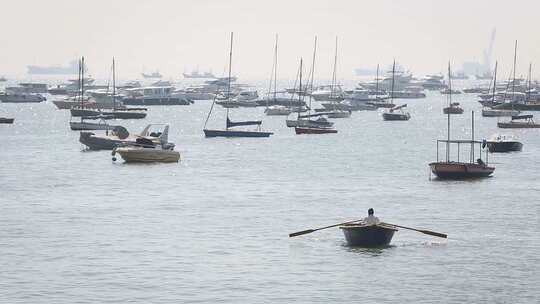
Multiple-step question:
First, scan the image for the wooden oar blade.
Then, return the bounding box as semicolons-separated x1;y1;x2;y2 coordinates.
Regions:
289;229;315;237
420;230;447;238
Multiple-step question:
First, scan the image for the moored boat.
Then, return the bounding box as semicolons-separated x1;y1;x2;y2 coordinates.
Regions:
112;138;180;163
443;102;464;114
294;126;337;134
486;134;523;152
497;114;540;128
382;104;410;121
80;124;171;150
340;223;397;247
0;117;14;124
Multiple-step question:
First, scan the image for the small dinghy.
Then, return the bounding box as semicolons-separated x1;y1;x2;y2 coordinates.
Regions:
339;223;398;247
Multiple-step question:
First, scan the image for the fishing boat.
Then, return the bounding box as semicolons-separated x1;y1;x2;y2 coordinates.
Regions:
429;114;494;179
80;124;172;150
0;117;14;124
429;63;494;179
497;114;540;128
382;104;410;121
340;223;398;247
443;102;464;114
486;134;523;152
203;33;272;138
112;130;179;163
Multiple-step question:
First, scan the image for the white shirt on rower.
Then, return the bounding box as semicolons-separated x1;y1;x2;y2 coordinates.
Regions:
363;215;380;226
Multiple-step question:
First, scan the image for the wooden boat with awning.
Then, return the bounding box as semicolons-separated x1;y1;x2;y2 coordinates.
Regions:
340;223;398;247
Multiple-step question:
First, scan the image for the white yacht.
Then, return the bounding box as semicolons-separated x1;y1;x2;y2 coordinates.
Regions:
122;86;192;106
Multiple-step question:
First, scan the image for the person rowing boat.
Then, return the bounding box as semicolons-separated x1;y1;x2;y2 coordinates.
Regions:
364;208;380;225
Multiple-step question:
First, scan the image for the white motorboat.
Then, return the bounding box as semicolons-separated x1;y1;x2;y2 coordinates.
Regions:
265;105;292;116
122;86;192;105
0;93;46;103
80;123;172;150
482;108;520;117
112;139;180;163
310;85;345;101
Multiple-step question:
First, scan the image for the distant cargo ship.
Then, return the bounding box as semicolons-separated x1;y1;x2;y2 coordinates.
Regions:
141;71;162;78
183;70;216;79
27;60;78;75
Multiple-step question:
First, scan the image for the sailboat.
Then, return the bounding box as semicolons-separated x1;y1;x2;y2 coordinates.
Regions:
482;61;520;117
442;66;463;114
103;58;147;119
429;64;494;179
263;35;292;116
203;32;273;138
70;57;117;131
286;37;335;130
367;64;395;108
326;37;350;118
382;60;410;121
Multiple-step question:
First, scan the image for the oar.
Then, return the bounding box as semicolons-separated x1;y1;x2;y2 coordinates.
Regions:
289;219;363;237
382;222;447;238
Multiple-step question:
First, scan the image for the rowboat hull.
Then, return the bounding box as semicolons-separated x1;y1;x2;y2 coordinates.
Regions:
382;113;410;121
0;118;14;124
294;126;337;134
443;107;464;114
203;129;273;138
429;162;495;179
340;224;397;247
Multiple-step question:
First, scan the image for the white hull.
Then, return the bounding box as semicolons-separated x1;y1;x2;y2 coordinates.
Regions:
70;121;116;131
482;109;520;117
265;106;292;116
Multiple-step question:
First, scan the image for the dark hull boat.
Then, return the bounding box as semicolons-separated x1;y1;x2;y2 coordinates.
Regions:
340;224;397;247
294;126;337;134
443;107;464;114
203;129;273;137
0;117;14;124
497;114;540;128
382;112;410;120
123;97;192;106
429;162;495;179
487;141;523;152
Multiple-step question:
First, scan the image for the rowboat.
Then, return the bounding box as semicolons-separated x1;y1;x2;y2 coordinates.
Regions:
429;160;495;179
0;117;14;124
443;102;464;114
340;223;398;247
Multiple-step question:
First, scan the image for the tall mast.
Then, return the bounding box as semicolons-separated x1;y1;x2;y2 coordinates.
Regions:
226;32;233;129
471;111;475;163
376;64;379;100
81;57;85;106
390;60;395;104
308;36;317;116
511;40;517;102
330;36;338;102
299;58;303;107
112;57;116;110
527;62;532;102
447;62;451;162
491;61;498;105
273;34;278;102
78;58;82;107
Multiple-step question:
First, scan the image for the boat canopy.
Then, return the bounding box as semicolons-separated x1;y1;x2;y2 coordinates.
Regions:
226;118;262;128
512;114;533;120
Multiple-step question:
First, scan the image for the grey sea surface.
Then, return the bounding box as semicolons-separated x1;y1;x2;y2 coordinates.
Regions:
1;78;539;303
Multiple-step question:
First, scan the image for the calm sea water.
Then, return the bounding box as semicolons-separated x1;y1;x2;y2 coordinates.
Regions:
1;78;539;303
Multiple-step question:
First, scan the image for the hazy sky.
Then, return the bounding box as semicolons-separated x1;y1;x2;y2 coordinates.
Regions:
2;0;539;80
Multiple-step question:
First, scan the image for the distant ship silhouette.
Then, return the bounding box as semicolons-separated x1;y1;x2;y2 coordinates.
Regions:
27;59;78;75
